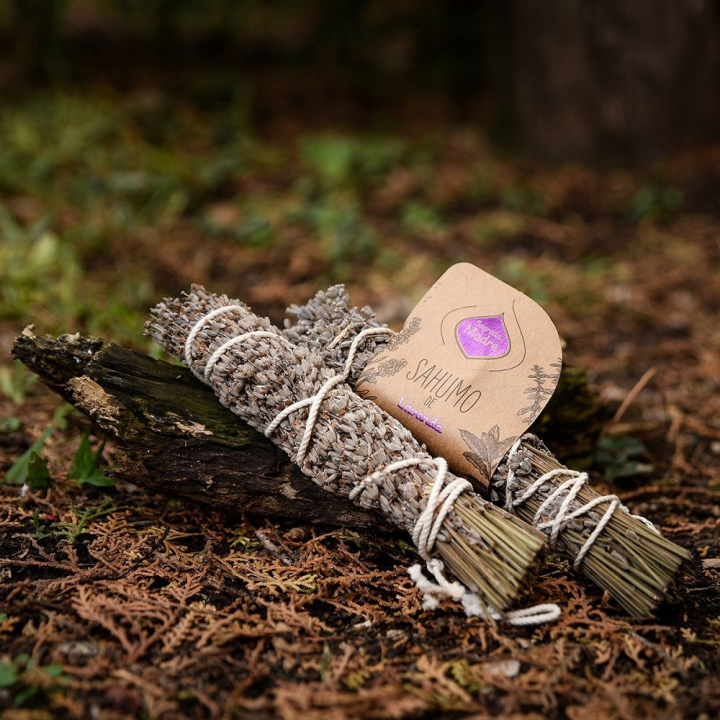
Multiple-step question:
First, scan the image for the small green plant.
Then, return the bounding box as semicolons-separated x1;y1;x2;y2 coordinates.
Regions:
300;133;404;189
293;196;377;276
0;206;82;326
493;257;549;305
4;404;72;486
201;208;276;248
401;200;446;234
32;498;117;545
230;531;261;553
0;360;38;404
628;184;683;223
0;660;16;687
67;431;116;487
594;436;654;481
0;417;22;432
55;498;118;543
0;653;71;708
26;452;51;491
30;509;54;540
234;213;275;247
397;538;419;557
5;426;54;486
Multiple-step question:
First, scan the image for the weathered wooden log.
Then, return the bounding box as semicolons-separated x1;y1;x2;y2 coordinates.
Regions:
11;329;389;530
12;330;606;532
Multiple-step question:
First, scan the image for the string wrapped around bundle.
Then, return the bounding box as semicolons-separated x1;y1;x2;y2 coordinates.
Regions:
282;285;692;617
147;286;555;625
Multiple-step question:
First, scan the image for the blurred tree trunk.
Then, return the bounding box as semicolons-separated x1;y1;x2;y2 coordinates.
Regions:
487;0;720;162
13;0;67;82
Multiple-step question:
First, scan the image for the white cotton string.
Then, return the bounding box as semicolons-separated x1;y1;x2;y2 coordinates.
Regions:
187;316;395;466
326;322;355;349
352;456;560;626
187;312;559;626
504;437;660;571
349;457;471;560
265;373;346;463
204;332;293;382
265;327;397;464
341;327;396;376
184;304;246;379
410;458;469;559
407;563;561;625
328;322;394;352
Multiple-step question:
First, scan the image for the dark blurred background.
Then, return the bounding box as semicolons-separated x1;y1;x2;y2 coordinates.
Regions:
7;0;720;160
3;6;720;718
1;0;719;365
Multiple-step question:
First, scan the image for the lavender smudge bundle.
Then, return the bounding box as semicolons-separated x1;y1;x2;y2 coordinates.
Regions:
282;286;691;617
147;286;552;624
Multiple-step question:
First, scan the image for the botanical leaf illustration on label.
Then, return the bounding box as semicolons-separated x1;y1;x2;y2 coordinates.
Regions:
354;263;562;490
456;314;510;359
518;358;562;425
385;316;421;352
460;425;517;480
358;358;407;386
357;317;420;399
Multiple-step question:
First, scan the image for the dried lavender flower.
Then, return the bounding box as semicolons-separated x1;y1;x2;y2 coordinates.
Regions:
147;285;546;618
283;285;393;380
283;286;692;616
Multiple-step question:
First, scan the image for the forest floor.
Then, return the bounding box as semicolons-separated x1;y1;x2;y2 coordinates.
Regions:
1;59;720;719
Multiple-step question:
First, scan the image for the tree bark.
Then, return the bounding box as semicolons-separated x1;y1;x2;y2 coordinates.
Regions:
487;0;720;162
11;329;389;530
12;330;605;529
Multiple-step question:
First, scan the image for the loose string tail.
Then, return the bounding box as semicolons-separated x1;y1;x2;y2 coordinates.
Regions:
185;314;559;627
352;457;560;626
282;300;691;616
331;327;559;626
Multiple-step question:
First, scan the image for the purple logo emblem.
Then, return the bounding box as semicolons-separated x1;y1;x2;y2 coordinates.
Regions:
456;315;510;359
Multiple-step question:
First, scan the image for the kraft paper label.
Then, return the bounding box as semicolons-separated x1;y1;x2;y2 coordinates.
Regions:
355;263;562;493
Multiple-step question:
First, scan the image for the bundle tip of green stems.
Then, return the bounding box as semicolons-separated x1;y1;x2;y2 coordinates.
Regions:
437;494;547;620
503;441;692;617
148;287;547;620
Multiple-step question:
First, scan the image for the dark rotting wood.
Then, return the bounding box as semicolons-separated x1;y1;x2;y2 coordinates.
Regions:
12;329;390;530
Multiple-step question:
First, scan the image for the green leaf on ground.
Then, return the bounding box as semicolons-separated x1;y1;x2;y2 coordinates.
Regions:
594;436;654;481
0;662;18;688
54;498;118;544
0;360;37;405
4;405;73;486
26;451;51;491
0;417;22;432
4;425;54;485
67;431;116;486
